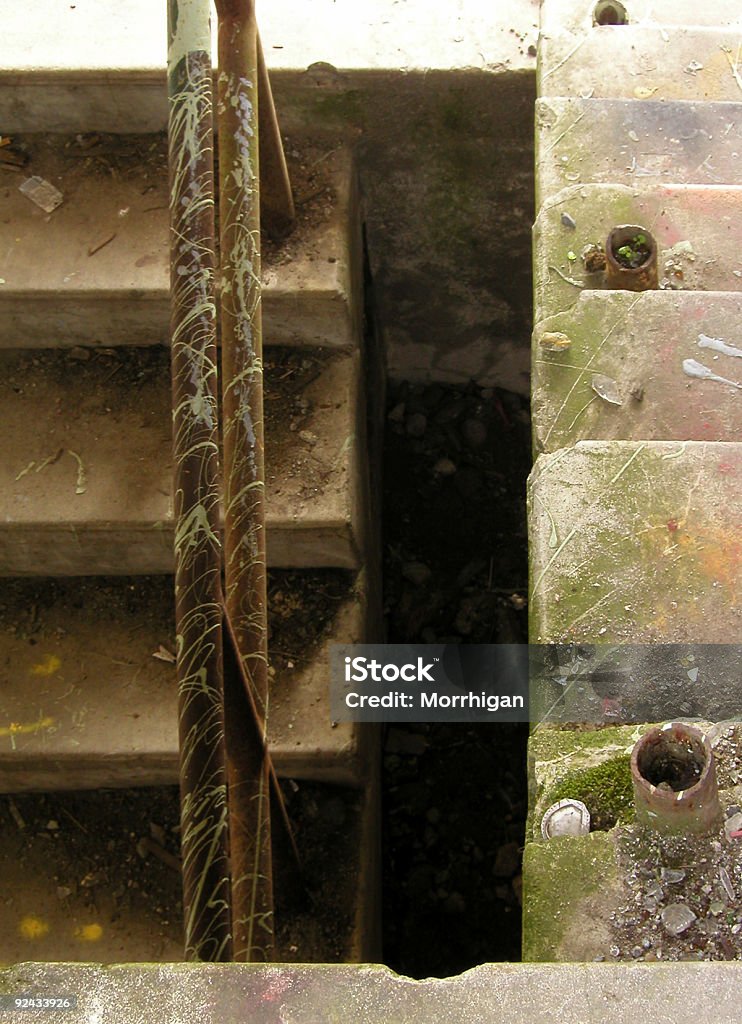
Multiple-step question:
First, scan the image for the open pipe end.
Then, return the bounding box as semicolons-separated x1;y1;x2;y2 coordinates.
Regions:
631;723;722;835
605;224;658;291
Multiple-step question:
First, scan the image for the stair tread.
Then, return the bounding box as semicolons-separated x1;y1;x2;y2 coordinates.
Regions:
0;347;364;573
532;291;742;452
0;137;359;349
0;572;373;790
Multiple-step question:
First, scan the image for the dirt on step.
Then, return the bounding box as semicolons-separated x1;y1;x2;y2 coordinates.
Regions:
0;779;362;964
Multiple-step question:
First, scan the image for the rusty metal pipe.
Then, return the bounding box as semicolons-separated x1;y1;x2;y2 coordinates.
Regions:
215;0;274;962
605;224;658;291
257;33;295;239
631;722;722;835
167;0;232;962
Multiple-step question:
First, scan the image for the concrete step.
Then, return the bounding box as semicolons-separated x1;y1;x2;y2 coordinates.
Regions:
532;291;742;452
2;959;742;1021
539;26;742;102
529;441;742;644
0;773;379;962
0;346;366;574
534;183;742;324
0;136;360;350
0;571;375;790
535;98;742;209
541;0;742;34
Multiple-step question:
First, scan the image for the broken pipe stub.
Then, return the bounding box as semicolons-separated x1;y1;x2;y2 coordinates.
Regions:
631;722;722;835
605;224;658;291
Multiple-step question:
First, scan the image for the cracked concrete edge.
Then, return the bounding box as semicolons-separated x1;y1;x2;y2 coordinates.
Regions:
2;961;742;1022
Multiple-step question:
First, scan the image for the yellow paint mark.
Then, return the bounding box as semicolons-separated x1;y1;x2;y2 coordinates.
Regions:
74;923;103;942
19;915;50;940
0;717;55;738
30;654;61;676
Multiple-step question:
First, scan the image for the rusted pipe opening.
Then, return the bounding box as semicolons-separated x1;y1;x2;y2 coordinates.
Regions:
631;723;721;835
605;224;658;291
593;1;629;25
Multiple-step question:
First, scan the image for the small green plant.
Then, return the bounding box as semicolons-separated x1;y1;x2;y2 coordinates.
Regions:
614;233;651;269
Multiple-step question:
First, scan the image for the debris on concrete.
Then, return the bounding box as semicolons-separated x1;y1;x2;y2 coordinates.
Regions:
19;175;63;213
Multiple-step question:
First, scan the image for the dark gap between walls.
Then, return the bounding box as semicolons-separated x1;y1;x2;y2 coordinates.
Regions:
381;377;532;977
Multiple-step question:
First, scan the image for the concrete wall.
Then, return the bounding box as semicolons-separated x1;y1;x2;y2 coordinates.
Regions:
0;0;540;393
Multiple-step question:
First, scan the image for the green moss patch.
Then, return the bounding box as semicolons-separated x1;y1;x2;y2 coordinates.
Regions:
548;754;633;831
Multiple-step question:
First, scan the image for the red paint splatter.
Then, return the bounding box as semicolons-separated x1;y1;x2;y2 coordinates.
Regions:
667;518;679;533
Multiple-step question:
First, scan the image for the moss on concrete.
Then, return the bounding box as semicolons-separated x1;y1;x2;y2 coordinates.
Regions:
547;754;633;830
522;831;619;961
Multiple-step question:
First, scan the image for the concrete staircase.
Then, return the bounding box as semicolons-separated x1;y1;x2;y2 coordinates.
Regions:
525;0;742;962
0;35;380;962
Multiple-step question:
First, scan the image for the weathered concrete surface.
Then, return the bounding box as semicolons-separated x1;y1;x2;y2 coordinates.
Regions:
3;961;742;1022
536;99;742;209
0;573;375;791
534;183;742;324
530;644;742;728
532;292;742;452
529;441;742;643
0;350;365;574
539;27;742;102
541;0;742;34
0;1;539;393
0;144;360;350
0;774;379;964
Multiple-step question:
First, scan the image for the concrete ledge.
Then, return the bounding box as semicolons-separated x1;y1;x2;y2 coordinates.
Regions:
2;961;742;1022
528;441;742;643
0;140;359;350
533;183;742;324
0;571;375;791
539;26;742;102
532;292;742;452
0;348;365;574
540;0;742;35
535;99;742;209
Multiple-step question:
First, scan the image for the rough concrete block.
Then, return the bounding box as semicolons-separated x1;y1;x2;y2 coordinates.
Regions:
539;27;742;102
536;98;742;209
532;291;742;452
0;349;365;574
529;441;742;643
0;572;376;791
3;961;742;1023
523;720;742;962
0;142;360;350
533;183;742;324
540;0;742;36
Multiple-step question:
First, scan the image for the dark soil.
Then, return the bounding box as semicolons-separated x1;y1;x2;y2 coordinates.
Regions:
381;378;532;977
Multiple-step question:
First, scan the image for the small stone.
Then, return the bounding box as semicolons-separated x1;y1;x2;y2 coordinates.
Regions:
661;867;686;885
561;212;577;229
725;805;741;818
401;561;432;587
432;457;457;477
444;892;466;914
387;402;405;423
461;418;487;449
661;903;697;936
68;346;91;361
630;945;643;959
709;900;725;916
492;841;521;878
56;886;72;900
724;812;742;838
298;430;318;446
405;412;427;438
539;331;572;352
46;820;59;831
